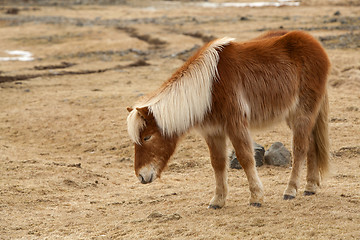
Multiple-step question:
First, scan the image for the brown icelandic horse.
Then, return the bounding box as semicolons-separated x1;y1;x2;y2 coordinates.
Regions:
127;30;330;209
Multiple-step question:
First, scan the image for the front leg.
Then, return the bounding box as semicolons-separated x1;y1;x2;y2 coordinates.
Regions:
227;127;264;206
204;132;228;209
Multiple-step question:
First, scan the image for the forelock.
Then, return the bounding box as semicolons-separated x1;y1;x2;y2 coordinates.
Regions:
127;109;146;144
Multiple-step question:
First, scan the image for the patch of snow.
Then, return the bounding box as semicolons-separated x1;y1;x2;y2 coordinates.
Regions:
0;50;34;61
197;1;300;8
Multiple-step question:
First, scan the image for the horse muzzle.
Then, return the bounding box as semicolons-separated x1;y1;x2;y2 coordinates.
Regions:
137;165;157;184
138;173;154;184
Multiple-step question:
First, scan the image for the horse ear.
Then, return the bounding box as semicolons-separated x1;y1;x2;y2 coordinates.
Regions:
136;107;149;119
127;107;133;112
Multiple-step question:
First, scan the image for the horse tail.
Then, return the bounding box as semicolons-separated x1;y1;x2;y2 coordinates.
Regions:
313;90;330;178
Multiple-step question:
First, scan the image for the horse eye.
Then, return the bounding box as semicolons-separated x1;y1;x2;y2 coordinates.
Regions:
143;135;151;141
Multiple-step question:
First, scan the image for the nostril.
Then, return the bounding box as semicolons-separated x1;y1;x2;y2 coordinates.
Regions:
139;174;147;184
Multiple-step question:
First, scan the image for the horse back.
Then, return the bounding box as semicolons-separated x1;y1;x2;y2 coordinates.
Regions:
213;31;330;127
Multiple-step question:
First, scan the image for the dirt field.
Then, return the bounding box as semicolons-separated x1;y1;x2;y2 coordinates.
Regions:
0;0;359;239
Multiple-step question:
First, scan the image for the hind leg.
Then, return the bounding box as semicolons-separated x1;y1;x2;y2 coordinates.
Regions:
204;132;228;209
227;127;264;206
284;116;314;199
304;135;320;195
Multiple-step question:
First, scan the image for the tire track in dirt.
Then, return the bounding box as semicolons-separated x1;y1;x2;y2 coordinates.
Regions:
58;48;148;61
116;26;167;49
183;32;216;43
0;14;199;27
0;59;149;83
34;61;76;70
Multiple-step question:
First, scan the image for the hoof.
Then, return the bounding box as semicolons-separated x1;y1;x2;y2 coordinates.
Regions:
304;191;315;196
283;194;295;200
208;204;222;210
250;202;262;207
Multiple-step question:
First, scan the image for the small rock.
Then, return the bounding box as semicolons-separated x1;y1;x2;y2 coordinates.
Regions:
6;8;19;15
229;142;265;169
148;212;163;219
328;18;337;23
167;213;181;221
253;143;265;167
147;212;181;222
346;106;358;112
63;179;79;187
230;151;241;169
67;163;81;168
334;11;341;16
264;142;291;166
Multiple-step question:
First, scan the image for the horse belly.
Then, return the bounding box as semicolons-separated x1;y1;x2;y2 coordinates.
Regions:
249;94;298;129
242;73;299;129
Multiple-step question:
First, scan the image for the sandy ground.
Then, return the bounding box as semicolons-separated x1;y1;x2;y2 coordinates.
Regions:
0;1;359;239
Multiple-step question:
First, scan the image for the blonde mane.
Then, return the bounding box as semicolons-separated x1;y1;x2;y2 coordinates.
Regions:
127;37;235;143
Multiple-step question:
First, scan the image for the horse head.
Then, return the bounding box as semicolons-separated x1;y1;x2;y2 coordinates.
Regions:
127;107;179;184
